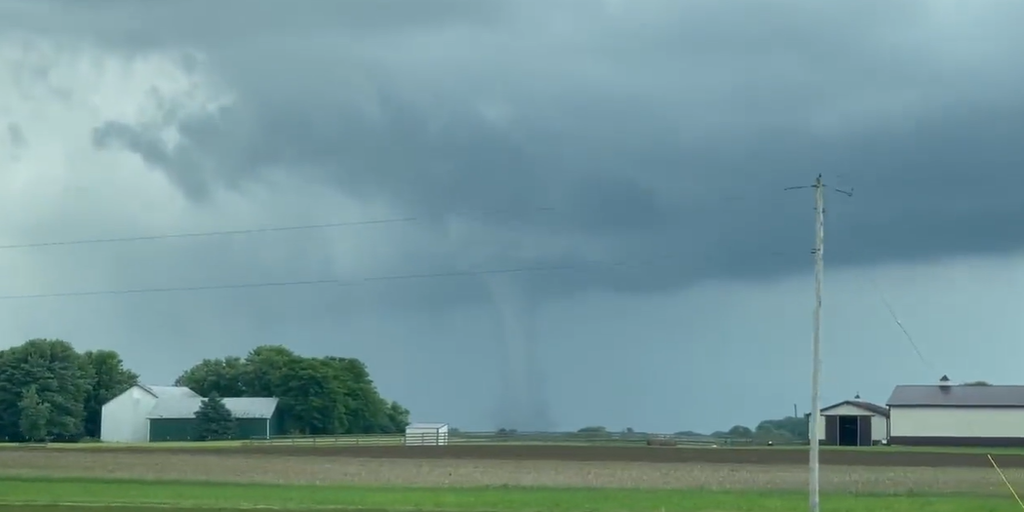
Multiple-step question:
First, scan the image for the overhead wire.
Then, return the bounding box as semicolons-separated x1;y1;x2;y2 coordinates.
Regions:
0;256;673;301
0;248;803;301
0;207;557;250
819;177;940;375
868;278;938;375
0;193;791;302
0;189;778;253
822;175;940;376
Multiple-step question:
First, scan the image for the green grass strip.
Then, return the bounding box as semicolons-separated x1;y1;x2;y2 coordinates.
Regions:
0;476;1017;512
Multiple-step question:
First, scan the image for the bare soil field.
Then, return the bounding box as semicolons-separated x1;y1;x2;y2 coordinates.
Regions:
11;444;1019;468
1;448;1023;495
262;445;1019;468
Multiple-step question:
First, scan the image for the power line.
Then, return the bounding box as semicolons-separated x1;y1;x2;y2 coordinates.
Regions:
0;207;557;250
0;258;658;301
0;218;416;250
866;279;937;374
0;247;802;301
0;188;782;253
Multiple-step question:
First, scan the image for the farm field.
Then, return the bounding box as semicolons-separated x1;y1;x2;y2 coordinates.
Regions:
2;445;1024;511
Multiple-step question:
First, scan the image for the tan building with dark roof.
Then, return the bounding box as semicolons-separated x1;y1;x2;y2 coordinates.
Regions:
807;395;889;447
887;375;1024;447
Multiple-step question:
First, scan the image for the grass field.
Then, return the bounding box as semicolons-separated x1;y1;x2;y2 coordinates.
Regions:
0;476;1019;512
3;445;1024;511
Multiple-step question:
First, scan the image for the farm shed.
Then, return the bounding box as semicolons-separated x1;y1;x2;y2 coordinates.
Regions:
148;397;280;442
100;385;201;443
887;375;1024;447
807;397;888;446
405;422;450;446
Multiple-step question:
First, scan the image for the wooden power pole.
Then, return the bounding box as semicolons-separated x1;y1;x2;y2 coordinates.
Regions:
784;174;850;512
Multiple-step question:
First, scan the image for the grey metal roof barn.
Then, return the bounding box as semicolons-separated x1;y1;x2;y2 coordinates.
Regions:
887;385;1024;407
102;384;283;443
140;385;201;400
147;397;279;419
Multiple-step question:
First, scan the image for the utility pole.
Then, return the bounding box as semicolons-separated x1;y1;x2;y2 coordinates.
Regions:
784;174;851;512
809;175;824;512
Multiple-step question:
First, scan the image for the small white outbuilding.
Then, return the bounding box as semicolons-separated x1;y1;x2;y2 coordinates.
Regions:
404;422;450;446
807;397;889;447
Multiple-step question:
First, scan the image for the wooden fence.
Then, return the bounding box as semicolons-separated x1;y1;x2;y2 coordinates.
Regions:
244;430;799;447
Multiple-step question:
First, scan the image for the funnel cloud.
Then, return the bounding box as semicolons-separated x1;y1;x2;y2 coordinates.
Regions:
486;274;553;431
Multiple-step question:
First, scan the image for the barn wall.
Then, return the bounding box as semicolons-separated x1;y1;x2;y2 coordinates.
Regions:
236;418;271;440
890;406;1024;445
148;418;198;442
808;404;888;443
100;386;158;443
150;417;274;442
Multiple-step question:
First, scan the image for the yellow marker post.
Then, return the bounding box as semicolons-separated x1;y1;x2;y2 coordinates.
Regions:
988;454;1024;511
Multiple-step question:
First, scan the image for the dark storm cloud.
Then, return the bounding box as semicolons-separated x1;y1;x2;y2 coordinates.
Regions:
11;0;1024;298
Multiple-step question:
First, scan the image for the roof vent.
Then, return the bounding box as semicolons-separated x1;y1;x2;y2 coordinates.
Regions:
939;374;952;393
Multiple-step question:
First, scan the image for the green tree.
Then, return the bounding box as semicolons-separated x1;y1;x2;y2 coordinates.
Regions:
175;345;409;436
276;356;351;435
81;350;139;439
193;393;237;441
18;386;50;442
384;401;411;433
174;356;247;397
725;425;754;438
755;416;808;441
323;356;394;434
0;339;92;441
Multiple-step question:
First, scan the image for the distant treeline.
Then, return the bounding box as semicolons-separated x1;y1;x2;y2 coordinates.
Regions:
485;417;808;441
706;416;808;441
0;339;409;442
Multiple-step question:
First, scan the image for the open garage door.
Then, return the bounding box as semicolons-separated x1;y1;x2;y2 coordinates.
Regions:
858;416;872;446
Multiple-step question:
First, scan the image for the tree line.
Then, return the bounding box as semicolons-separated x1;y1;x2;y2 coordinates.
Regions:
486;421;808;442
569;420;808;442
0;339;409;442
174;345;409;436
710;415;808;442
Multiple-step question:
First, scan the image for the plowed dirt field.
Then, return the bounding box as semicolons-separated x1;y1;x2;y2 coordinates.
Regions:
3;445;1024;497
5;444;1018;468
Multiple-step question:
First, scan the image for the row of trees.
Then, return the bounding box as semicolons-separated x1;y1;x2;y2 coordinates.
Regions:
0;339;140;442
568;420;808;441
0;339;410;442
711;415;808;442
174;345;409;436
487;421;807;441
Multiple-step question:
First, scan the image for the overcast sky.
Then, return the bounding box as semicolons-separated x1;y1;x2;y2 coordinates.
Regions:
2;0;1024;433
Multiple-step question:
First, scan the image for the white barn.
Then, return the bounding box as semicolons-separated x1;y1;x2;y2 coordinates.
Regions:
888;375;1024;447
807;397;889;446
100;385;200;443
405;422;450;446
